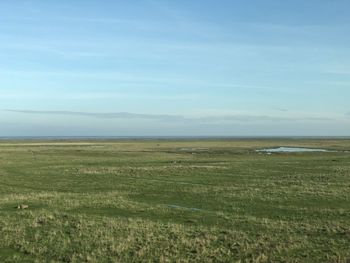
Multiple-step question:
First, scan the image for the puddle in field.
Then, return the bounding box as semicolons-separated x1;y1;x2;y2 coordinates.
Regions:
256;147;334;153
167;204;202;211
179;148;209;151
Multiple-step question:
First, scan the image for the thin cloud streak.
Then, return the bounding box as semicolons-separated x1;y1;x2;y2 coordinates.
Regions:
4;110;184;121
0;69;285;94
271;107;288;112
4;110;334;123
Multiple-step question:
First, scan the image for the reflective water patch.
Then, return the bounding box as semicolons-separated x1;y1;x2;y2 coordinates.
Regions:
256;147;333;153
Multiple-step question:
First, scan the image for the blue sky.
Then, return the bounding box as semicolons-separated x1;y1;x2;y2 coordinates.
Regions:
1;0;349;136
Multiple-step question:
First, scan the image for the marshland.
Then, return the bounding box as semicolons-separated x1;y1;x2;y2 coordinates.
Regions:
0;139;349;262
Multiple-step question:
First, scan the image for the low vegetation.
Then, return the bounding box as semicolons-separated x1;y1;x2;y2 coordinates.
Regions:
0;139;349;262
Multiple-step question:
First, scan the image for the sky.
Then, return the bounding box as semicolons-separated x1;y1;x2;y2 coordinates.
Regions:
1;0;350;136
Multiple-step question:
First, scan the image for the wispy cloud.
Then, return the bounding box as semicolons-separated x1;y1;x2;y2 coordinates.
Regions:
0;68;284;94
4;109;334;123
198;115;292;122
271;107;288;112
4;110;184;121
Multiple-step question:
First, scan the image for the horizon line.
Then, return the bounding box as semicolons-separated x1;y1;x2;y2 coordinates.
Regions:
1;135;350;141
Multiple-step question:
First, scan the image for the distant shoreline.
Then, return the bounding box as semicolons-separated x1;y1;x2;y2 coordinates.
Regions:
0;136;349;141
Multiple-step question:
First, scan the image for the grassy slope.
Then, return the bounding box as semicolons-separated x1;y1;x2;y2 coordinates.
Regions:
0;139;349;262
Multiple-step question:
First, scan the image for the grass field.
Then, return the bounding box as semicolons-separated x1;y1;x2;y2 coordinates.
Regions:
0;139;349;262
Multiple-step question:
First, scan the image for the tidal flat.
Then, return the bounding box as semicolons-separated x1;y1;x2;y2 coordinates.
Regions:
0;139;349;262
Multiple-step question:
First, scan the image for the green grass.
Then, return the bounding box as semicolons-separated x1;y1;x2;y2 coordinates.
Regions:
0;139;349;262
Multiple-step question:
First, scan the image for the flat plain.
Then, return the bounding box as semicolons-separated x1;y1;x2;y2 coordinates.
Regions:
0;139;349;262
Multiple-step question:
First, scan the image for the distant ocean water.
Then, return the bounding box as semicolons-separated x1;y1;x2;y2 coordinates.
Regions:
0;136;349;141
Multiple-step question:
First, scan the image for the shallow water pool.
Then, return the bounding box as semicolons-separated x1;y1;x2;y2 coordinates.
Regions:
256;147;331;153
